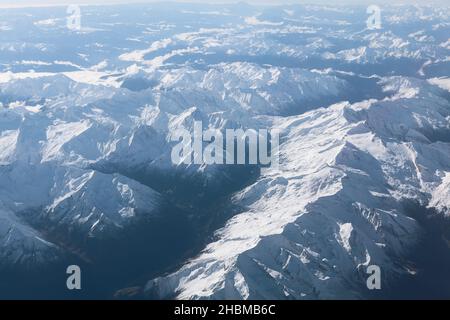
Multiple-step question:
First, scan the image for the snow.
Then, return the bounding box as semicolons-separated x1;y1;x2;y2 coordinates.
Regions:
428;77;450;92
339;223;354;253
245;16;284;26
42;120;92;162
429;172;450;216
119;38;173;62
0;2;449;299
2;57;448;297
145;76;450;299
0;61;349;268
34;18;59;27
0;130;19;165
0;71;54;83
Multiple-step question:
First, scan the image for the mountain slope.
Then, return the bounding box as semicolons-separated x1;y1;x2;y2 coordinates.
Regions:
145;77;450;299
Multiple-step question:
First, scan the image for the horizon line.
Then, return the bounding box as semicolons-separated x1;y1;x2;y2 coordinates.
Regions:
0;0;447;10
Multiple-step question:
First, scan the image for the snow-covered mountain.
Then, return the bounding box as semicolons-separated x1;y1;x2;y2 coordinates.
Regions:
0;2;449;299
145;76;450;299
0;61;350;265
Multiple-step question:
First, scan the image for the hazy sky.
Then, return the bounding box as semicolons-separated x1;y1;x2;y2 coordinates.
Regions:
0;0;448;5
0;0;448;7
